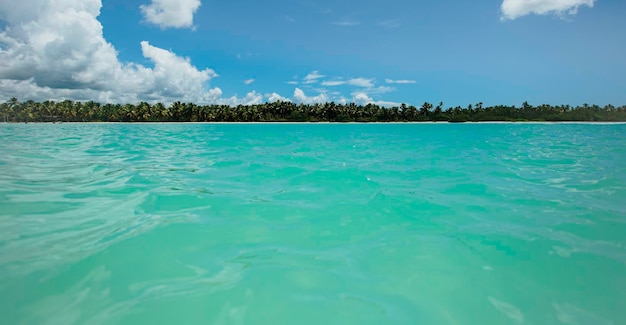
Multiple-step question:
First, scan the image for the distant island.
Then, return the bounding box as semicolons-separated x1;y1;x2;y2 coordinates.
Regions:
1;98;625;123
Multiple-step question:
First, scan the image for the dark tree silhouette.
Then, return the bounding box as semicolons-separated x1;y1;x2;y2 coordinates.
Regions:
1;99;625;123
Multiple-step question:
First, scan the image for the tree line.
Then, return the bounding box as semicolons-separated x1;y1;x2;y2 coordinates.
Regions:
1;98;625;123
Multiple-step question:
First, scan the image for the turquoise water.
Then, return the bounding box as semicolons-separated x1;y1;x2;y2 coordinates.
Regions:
0;123;625;324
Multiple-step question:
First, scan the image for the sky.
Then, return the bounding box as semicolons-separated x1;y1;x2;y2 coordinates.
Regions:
0;0;625;107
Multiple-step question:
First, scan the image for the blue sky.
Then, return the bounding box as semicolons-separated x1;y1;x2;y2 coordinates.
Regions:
1;0;625;106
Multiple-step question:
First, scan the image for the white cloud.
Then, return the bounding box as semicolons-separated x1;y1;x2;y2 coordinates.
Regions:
222;91;263;106
287;80;299;85
347;78;375;88
139;41;218;99
293;88;329;104
353;92;372;106
309;75;399;102
266;92;291;103
244;78;255;85
352;92;401;107
0;2;411;108
500;0;595;20
140;0;201;29
321;78;374;87
321;80;346;86
0;0;246;104
303;71;325;84
385;79;416;84
371;86;395;94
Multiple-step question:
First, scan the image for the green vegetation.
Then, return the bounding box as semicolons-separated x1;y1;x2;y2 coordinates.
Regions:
1;98;625;123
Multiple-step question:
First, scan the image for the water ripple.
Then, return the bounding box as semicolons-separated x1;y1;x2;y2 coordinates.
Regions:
1;123;625;324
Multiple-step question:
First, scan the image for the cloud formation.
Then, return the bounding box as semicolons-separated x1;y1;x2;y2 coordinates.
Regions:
352;92;401;107
386;79;416;84
140;0;201;29
0;0;269;104
303;71;325;84
266;92;291;103
293;72;402;105
244;78;255;85
293;88;329;104
321;78;375;88
500;0;595;20
222;91;263;106
321;80;346;86
0;3;410;107
348;78;375;88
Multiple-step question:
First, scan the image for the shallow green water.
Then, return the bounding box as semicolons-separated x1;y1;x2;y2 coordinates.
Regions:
0;123;625;324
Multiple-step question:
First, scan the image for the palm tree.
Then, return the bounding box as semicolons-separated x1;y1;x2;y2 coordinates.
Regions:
420;102;433;118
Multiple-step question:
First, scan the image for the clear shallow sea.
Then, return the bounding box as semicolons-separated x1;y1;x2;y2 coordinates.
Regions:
0;123;625;324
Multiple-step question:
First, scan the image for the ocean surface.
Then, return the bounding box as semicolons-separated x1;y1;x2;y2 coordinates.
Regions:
0;123;625;324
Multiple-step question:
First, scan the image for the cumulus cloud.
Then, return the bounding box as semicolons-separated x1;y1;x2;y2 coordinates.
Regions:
139;41;218;99
0;2;410;108
0;1;121;91
500;0;595;20
352;92;401;107
244;78;255;85
293;88;329;104
266;92;291;103
352;92;373;106
298;74;400;104
0;0;251;104
221;91;263;106
140;0;201;29
385;79;416;84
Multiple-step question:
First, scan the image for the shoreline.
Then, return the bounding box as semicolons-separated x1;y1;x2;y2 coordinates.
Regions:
2;121;626;125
